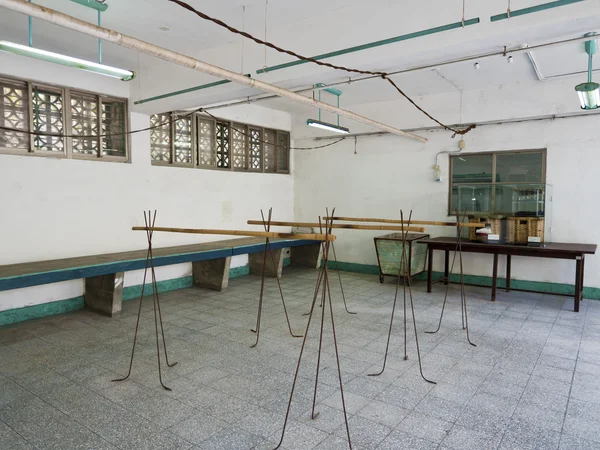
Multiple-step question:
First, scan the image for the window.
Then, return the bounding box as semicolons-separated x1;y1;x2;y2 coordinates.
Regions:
449;149;546;215
150;111;290;174
0;76;129;161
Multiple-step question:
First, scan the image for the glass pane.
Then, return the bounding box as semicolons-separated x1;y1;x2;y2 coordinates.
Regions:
215;121;230;168
197;117;215;166
0;78;29;150
32;86;64;152
451;154;493;184
277;132;290;172
496;152;543;183
174;116;192;164
231;123;247;170
102;99;126;157
494;184;546;216
264;129;276;173
71;92;98;155
451;185;493;214
150;113;171;162
249;128;262;171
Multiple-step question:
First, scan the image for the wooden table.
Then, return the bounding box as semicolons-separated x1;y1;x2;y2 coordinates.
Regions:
419;237;597;312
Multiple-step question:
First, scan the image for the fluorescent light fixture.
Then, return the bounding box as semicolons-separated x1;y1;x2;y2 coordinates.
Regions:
0;41;135;81
575;82;600;109
575;33;599;109
306;119;350;134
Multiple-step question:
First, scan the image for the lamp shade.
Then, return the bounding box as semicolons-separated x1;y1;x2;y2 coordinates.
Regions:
575;82;600;109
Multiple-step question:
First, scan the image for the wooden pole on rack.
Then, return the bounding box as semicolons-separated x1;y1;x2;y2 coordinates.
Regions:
322;216;481;228
132;227;335;241
246;221;426;233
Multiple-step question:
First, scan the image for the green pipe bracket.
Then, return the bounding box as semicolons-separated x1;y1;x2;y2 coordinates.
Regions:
134;74;252;105
69;0;108;12
257;18;480;74
490;0;584;22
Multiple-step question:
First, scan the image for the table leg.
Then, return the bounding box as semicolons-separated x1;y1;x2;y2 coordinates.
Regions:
427;246;433;293
491;254;498;302
506;255;511;292
574;256;582;313
444;250;449;285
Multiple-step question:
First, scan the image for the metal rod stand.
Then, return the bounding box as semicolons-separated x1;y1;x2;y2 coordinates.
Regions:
112;210;177;391
369;210;435;384
273;208;352;449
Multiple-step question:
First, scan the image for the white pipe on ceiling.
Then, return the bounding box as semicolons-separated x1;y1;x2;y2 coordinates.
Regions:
0;0;427;143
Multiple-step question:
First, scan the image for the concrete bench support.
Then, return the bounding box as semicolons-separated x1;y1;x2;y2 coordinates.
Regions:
291;243;322;268
84;272;124;317
192;256;231;291
249;247;284;278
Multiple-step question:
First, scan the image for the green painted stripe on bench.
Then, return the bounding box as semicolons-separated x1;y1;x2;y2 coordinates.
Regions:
326;261;600;300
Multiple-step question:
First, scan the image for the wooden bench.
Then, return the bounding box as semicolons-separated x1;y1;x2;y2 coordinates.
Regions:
0;237;322;317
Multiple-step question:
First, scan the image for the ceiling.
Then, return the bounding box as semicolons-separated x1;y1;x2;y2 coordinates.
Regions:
1;0;600;122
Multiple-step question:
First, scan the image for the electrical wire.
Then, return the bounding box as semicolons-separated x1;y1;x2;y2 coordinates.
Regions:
167;0;476;136
0;107;344;151
0;107;202;140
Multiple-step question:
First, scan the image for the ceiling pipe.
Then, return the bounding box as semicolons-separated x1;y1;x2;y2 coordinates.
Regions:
526;51;600;82
190;32;600;114
312;109;600;140
490;0;584;22
0;0;427;143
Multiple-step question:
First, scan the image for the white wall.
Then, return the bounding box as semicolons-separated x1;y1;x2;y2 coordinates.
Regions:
293;93;600;289
0;56;294;312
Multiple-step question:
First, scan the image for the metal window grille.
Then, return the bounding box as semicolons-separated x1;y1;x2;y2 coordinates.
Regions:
70;92;98;156
232;123;247;170
150;113;171;163
249;127;262;171
174;116;193;165
197;117;215;166
215;121;230;169
0;78;29;151
32;85;64;153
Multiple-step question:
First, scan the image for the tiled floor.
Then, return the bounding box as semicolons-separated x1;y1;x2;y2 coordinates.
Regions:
2;267;600;450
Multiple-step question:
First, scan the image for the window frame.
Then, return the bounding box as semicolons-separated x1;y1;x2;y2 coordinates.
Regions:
150;111;290;174
448;148;547;216
0;75;129;162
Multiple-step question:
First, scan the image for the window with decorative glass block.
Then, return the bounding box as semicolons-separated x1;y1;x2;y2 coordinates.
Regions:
0;75;128;161
215;121;230;169
150;113;172;163
174;116;193;165
150;111;289;174
0;77;29;151
32;85;65;153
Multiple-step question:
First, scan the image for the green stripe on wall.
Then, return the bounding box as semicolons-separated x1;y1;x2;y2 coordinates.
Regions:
326;261;600;299
0;262;269;327
0;296;84;327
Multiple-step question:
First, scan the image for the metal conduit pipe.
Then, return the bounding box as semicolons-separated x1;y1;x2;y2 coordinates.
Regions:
0;0;427;143
311;109;600;141
195;32;600;113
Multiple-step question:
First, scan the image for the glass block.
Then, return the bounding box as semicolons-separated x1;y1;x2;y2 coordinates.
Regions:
264;129;276;173
249;127;262;171
197;117;215;166
0;78;29;150
215;121;230;168
71;92;98;155
150;113;171;162
32;85;64;153
174;116;192;164
277;132;289;172
231;123;247;170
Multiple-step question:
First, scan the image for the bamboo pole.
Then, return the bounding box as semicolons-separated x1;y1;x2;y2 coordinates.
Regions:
323;216;482;228
132;227;335;241
246;220;426;233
